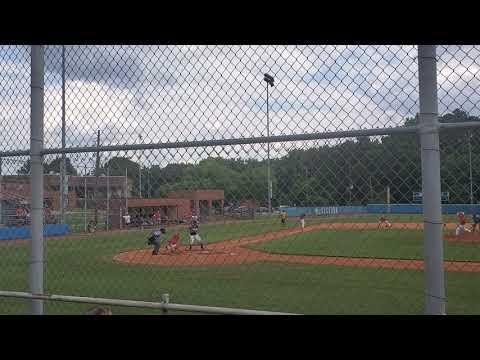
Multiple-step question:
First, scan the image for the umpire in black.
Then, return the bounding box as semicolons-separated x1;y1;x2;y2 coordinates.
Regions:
148;228;166;255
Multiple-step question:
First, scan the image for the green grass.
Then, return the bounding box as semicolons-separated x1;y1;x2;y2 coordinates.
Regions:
64;212;458;234
1;216;479;315
290;213;459;224
248;229;480;262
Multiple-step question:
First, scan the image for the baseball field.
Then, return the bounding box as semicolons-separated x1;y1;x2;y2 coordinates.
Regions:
1;214;479;315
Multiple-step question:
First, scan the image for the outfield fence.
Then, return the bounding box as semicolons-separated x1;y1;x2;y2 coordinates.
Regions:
282;203;480;216
1;45;480;315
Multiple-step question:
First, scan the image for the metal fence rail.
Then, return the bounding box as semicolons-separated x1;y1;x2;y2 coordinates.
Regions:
0;291;297;315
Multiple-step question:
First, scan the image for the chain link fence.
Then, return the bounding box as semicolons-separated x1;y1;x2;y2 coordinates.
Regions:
0;45;479;314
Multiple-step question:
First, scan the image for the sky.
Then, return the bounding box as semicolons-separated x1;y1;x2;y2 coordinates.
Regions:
0;45;479;173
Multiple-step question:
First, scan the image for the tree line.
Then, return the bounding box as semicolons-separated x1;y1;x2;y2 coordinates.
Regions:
17;109;480;206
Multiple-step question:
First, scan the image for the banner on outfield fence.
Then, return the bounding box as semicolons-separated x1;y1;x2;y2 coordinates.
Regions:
412;192;450;203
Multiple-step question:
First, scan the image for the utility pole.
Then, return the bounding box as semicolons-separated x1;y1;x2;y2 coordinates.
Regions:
106;166;110;231
369;176;373;203
138;162;142;198
138;135;142;198
263;73;274;213
147;168;150;198
386;186;391;213
468;131;473;204
60;45;66;225
94;130;100;225
84;167;87;233
125;167;128;214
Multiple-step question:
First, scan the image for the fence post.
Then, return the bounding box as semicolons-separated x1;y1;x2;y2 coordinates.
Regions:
0;157;2;226
418;45;446;315
60;44;66;225
29;45;45;315
161;293;170;315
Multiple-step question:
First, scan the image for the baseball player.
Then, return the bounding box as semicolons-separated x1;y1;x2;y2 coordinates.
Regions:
472;213;480;232
377;215;392;229
166;232;180;253
299;213;306;232
147;227;166;255
188;216;205;250
455;211;470;236
281;211;287;225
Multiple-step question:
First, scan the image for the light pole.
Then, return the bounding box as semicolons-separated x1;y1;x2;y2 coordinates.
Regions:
263;73;274;213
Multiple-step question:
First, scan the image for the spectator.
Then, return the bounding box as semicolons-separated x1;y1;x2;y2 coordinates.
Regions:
86;306;112;315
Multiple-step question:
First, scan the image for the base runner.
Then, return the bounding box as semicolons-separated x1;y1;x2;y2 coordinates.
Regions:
299;213;306;232
455;211;470;236
377;215;392;229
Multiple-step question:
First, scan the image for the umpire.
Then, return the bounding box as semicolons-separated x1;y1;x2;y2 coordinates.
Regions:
472;213;480;232
148;228;166;255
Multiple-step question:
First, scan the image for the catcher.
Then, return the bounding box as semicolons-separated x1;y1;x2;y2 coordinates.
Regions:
166;232;180;253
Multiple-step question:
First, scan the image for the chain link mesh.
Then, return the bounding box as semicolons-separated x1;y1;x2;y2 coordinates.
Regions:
1;45;479;314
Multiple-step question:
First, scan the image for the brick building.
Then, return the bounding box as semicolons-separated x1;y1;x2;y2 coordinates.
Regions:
0;174;132;210
1;174;225;228
126;189;225;221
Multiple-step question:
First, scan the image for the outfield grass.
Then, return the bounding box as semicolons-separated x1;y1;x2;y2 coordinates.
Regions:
1;216;479;315
247;229;480;262
64;212;459;234
295;213;459;224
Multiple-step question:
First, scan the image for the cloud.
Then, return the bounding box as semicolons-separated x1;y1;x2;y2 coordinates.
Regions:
45;46;179;91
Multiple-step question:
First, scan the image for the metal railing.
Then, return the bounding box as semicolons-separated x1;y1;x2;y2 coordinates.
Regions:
0;290;297;315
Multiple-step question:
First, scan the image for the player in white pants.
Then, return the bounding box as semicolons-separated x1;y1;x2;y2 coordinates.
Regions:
455;212;470;236
300;213;306;232
188;216;204;250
